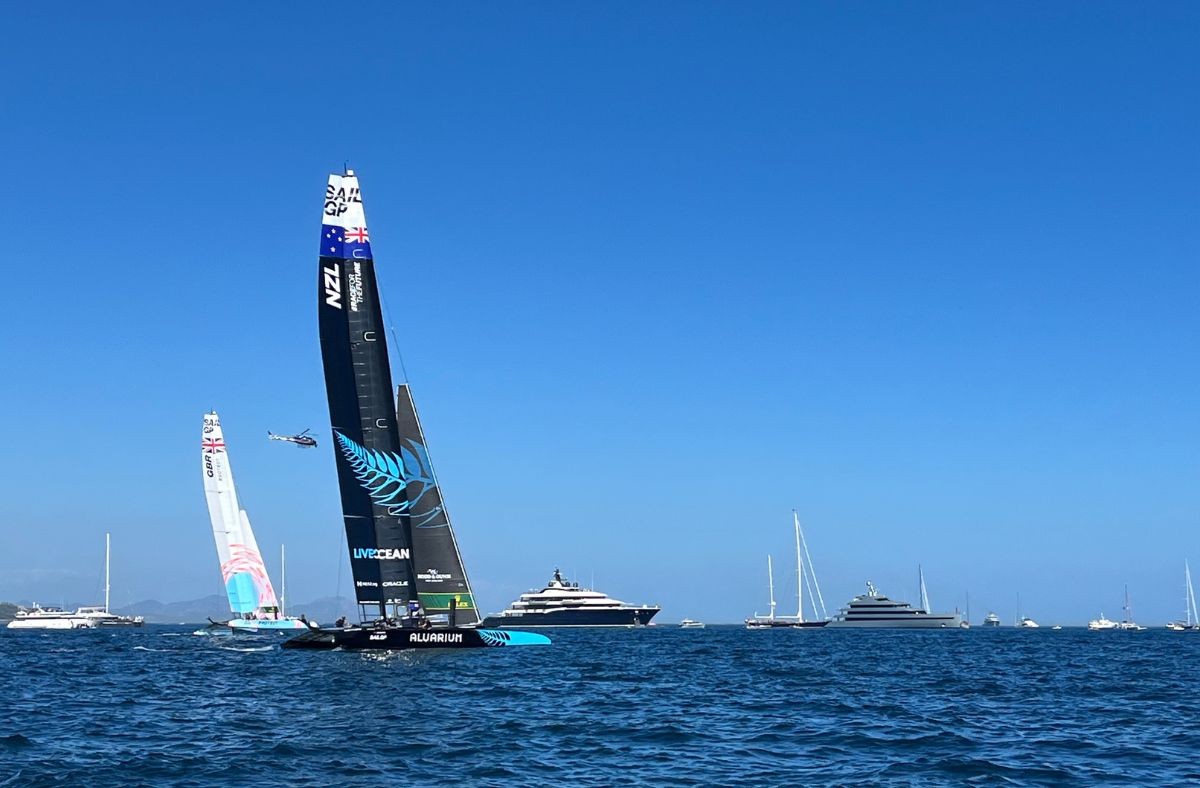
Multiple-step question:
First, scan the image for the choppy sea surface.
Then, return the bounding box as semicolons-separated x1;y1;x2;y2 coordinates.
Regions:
1;625;1198;786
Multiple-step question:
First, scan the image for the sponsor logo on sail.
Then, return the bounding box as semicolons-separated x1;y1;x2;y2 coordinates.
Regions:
323;263;342;309
381;581;407;587
353;547;410;561
417;569;449;583
355;581;378;588
347;262;363;312
324;183;362;217
410;632;463;644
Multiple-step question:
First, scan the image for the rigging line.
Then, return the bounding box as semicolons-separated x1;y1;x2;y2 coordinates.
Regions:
795;512;828;619
375;263;411;385
801;556;820;620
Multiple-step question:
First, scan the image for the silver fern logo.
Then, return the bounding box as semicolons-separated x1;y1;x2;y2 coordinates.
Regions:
334;431;445;526
477;630;512;647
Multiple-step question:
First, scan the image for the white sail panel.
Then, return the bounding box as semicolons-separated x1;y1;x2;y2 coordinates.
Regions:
322;172;368;230
201;412;279;616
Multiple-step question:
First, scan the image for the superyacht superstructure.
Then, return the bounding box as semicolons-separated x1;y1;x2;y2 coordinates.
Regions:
481;569;660;628
827;582;964;628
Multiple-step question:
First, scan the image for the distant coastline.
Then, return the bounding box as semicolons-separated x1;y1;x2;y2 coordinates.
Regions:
0;596;357;625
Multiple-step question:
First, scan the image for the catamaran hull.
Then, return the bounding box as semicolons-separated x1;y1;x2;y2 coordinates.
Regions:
6;618;97;630
281;626;550;650
209;618;311;633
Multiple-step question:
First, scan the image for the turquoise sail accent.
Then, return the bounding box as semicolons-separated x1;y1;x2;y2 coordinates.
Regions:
225;573;258;614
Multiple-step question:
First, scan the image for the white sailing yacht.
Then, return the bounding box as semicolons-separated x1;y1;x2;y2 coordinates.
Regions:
1167;561;1199;631
7;533;142;629
1015;593;1038;628
1116;585;1145;631
745;555;784;628
76;533;143;626
201;412;310;632
745;511;829;629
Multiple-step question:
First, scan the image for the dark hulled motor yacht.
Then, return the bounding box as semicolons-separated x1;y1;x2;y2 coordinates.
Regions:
481;569;660;628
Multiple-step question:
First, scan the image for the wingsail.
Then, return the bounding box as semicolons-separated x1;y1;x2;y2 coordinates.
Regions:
316;171;418;619
201;412;280;616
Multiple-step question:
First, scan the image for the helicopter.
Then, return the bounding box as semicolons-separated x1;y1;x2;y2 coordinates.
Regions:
268;429;318;448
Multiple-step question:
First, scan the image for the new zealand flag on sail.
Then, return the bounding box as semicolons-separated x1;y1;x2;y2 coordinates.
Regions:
320;225;373;260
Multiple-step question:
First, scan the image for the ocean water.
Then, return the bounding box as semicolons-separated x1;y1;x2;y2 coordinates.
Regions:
1;626;1198;786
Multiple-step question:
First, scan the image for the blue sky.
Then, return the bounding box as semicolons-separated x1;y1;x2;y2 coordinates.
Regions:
1;4;1196;624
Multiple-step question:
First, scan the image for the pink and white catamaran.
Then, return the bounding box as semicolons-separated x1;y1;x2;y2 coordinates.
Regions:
201;412;311;632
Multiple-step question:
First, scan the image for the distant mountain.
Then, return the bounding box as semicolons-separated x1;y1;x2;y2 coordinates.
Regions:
0;602;17;622
113;595;229;624
110;595;358;625
284;596;357;624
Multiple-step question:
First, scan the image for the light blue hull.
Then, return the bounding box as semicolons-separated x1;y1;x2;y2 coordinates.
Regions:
221;618;311;632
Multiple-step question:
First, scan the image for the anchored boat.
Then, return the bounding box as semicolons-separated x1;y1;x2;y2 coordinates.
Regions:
481;568;659;628
1167;560;1199;631
745;511;829;629
283;169;547;651
827;576;964;629
7;533;142;629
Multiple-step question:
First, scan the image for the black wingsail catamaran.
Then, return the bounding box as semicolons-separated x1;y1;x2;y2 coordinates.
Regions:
283;169;548;650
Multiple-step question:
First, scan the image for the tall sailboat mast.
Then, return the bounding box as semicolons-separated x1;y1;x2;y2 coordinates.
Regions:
793;511;827;620
919;565;930;614
794;515;803;622
104;532;111;614
767;555;777;621
1187;560;1198;627
280;544;286;618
